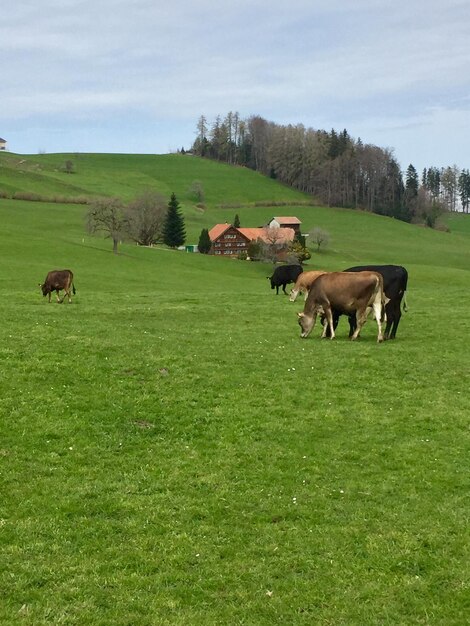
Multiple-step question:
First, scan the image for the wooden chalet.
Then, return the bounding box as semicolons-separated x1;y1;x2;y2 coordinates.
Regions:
0;138;7;151
208;223;295;257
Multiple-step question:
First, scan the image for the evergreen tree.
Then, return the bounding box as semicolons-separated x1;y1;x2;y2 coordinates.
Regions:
163;193;186;248
403;164;419;221
458;169;470;213
233;213;240;228
198;228;212;254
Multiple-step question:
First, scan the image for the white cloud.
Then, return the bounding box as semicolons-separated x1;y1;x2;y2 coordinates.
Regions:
1;0;469;167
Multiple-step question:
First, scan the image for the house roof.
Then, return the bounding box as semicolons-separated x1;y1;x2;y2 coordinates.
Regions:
209;223;295;244
209;223;233;240
271;216;302;225
0;138;6;142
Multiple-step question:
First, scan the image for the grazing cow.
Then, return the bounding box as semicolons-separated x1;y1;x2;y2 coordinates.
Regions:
268;264;303;295
289;270;327;302
298;271;386;342
328;265;408;339
39;269;76;303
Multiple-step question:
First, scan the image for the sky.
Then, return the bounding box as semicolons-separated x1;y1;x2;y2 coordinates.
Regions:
2;0;469;174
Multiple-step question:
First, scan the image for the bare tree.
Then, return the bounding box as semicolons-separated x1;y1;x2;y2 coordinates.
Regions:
187;180;205;203
125;190;167;246
62;160;75;174
261;226;286;262
86;197;128;254
309;227;330;252
440;165;459;211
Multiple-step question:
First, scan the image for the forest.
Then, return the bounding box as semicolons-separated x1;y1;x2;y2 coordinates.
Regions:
190;113;470;226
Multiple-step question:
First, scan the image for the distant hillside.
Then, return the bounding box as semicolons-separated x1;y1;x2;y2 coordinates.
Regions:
0;152;309;206
0;151;469;269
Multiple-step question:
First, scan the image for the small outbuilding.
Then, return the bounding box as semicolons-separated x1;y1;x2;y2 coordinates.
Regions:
0;138;7;151
266;216;302;234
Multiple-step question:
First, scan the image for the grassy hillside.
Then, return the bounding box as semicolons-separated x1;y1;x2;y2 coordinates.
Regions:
0;155;469;625
0;151;307;204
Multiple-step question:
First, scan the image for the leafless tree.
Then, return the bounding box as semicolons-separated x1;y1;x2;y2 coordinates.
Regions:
187;180;205;203
125;190;167;246
86;197;128;254
309;227;330;252
440;165;459;211
261;226;286;262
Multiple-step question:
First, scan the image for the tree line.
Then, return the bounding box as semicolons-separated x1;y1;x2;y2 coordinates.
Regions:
190;113;470;225
86;191;186;253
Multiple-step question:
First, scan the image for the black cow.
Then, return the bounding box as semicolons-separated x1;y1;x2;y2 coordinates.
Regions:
39;269;76;303
268;264;303;295
329;265;408;339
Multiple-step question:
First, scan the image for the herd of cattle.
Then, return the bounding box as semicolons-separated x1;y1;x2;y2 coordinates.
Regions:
268;263;408;342
39;264;408;343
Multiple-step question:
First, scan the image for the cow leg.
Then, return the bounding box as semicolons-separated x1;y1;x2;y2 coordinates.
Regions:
390;310;401;339
371;300;384;342
282;283;288;295
323;311;339;338
348;314;356;337
351;308;368;340
325;306;335;340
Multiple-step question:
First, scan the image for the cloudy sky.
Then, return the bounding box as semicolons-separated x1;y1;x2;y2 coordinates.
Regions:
2;0;469;173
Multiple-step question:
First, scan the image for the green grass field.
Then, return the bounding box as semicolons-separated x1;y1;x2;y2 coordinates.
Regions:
0;154;469;625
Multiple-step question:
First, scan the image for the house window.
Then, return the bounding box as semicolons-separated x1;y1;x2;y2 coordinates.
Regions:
224;234;236;239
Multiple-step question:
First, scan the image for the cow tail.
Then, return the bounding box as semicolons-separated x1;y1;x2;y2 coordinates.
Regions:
379;275;387;322
402;291;408;312
72;283;76;295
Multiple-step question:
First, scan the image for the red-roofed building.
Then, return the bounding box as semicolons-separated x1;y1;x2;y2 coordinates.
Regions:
208;222;295;258
267;216;302;233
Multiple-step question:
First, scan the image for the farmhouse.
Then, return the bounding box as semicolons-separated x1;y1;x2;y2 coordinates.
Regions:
209;222;295;257
267;216;302;234
0;138;7;151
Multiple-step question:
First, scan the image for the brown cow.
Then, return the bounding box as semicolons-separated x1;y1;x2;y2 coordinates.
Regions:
297;271;386;342
289;270;327;302
39;269;76;303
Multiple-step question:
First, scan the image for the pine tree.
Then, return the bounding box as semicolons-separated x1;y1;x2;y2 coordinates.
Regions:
163;193;186;248
198;228;212;254
233;213;240;228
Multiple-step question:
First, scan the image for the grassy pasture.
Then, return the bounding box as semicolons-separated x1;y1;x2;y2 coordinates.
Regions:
0;155;469;625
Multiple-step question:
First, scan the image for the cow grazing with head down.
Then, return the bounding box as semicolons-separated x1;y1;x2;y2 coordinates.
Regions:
298;271;386;342
268;264;303;295
326;265;408;340
39;269;76;303
289;270;327;302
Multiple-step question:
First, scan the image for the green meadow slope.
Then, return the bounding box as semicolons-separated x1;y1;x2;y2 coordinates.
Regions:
0;154;469;625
